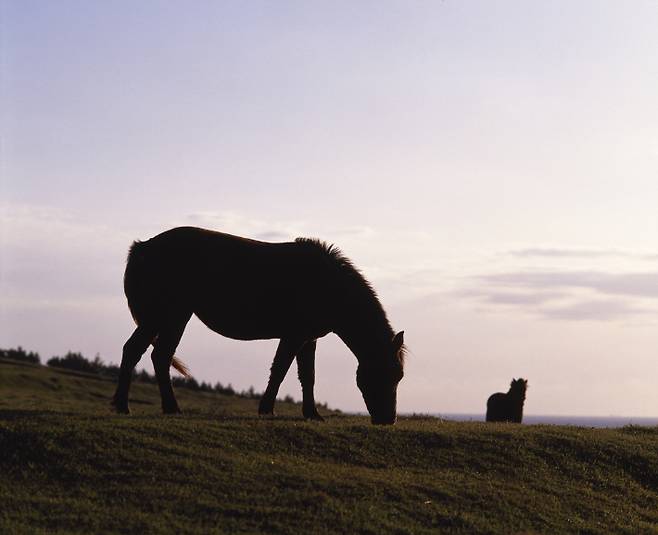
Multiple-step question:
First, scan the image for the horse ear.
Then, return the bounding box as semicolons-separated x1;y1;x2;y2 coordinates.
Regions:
392;331;404;351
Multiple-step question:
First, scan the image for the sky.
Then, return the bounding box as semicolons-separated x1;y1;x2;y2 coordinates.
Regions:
2;1;658;417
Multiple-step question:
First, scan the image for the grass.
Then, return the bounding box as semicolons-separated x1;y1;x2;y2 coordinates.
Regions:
1;357;657;534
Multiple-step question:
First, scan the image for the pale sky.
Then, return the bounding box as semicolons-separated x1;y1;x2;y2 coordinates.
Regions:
2;1;658;416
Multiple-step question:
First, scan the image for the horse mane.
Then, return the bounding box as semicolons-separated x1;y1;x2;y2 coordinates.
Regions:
295;237;406;364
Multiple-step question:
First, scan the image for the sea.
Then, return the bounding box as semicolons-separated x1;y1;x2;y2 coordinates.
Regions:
429;414;658;428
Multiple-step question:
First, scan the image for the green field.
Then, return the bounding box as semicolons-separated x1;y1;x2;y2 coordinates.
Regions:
1;357;657;534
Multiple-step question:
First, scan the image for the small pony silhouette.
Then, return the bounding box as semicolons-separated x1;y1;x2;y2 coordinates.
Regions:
486;378;528;423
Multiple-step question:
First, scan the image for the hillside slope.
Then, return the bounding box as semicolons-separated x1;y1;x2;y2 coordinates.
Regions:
1;358;657;534
0;356;309;418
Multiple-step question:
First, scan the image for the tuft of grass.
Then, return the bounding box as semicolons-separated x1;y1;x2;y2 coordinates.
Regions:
1;358;657;534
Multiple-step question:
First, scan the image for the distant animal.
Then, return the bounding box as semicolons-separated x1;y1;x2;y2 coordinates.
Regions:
112;226;405;424
486;378;528;423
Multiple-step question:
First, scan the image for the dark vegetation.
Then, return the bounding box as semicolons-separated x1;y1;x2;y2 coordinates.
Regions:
1;355;657;533
0;346;40;364
1;346;300;403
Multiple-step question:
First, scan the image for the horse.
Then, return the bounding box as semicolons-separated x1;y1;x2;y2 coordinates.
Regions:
112;226;405;424
485;378;528;423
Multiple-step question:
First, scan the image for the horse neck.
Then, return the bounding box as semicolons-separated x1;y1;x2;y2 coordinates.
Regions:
507;390;525;419
330;265;394;364
334;303;393;365
509;389;526;401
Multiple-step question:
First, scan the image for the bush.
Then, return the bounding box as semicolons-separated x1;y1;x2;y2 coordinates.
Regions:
47;352;100;374
47;352;120;380
0;346;41;364
14;346;270;400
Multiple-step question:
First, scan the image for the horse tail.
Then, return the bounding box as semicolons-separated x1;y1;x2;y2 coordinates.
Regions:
171;356;191;378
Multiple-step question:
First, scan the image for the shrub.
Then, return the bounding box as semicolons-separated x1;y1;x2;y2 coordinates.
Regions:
15;346;266;400
0;346;41;364
47;352;98;374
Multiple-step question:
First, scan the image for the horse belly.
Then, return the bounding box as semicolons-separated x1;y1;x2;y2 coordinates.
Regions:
193;293;329;342
193;306;284;341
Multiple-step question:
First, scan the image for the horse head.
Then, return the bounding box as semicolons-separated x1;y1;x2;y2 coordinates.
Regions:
356;331;405;425
510;378;528;398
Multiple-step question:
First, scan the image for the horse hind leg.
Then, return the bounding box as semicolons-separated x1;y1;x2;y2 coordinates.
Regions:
113;324;157;414
296;340;323;421
151;314;191;414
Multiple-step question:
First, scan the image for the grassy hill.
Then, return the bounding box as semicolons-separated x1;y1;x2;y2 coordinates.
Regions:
1;358;657;534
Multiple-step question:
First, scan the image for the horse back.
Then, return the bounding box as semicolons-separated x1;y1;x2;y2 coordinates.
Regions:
485;392;508;422
125;227;337;340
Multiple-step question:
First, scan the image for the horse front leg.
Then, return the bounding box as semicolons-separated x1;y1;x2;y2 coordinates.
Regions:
296;340;324;421
258;337;303;416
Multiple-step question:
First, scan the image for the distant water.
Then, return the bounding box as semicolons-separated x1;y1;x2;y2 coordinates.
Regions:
431;414;658;428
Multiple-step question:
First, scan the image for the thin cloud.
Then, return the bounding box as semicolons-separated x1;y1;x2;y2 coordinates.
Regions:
185;212;375;243
539;300;649;322
508;247;658;262
185;211;302;241
330;226;375;238
483;291;566;306
482;271;658;299
462;269;658;322
509;248;626;259
254;231;291;241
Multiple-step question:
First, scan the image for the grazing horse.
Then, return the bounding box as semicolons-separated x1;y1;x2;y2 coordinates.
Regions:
112;226;405;424
486;378;528;423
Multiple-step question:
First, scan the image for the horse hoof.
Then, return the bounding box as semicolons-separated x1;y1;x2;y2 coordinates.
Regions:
303;411;324;422
111;400;130;414
162;406;182;415
258;407;276;418
258;399;275;416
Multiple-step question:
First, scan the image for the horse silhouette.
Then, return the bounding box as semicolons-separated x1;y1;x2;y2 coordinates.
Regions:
486;378;528;423
112;226;405;424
